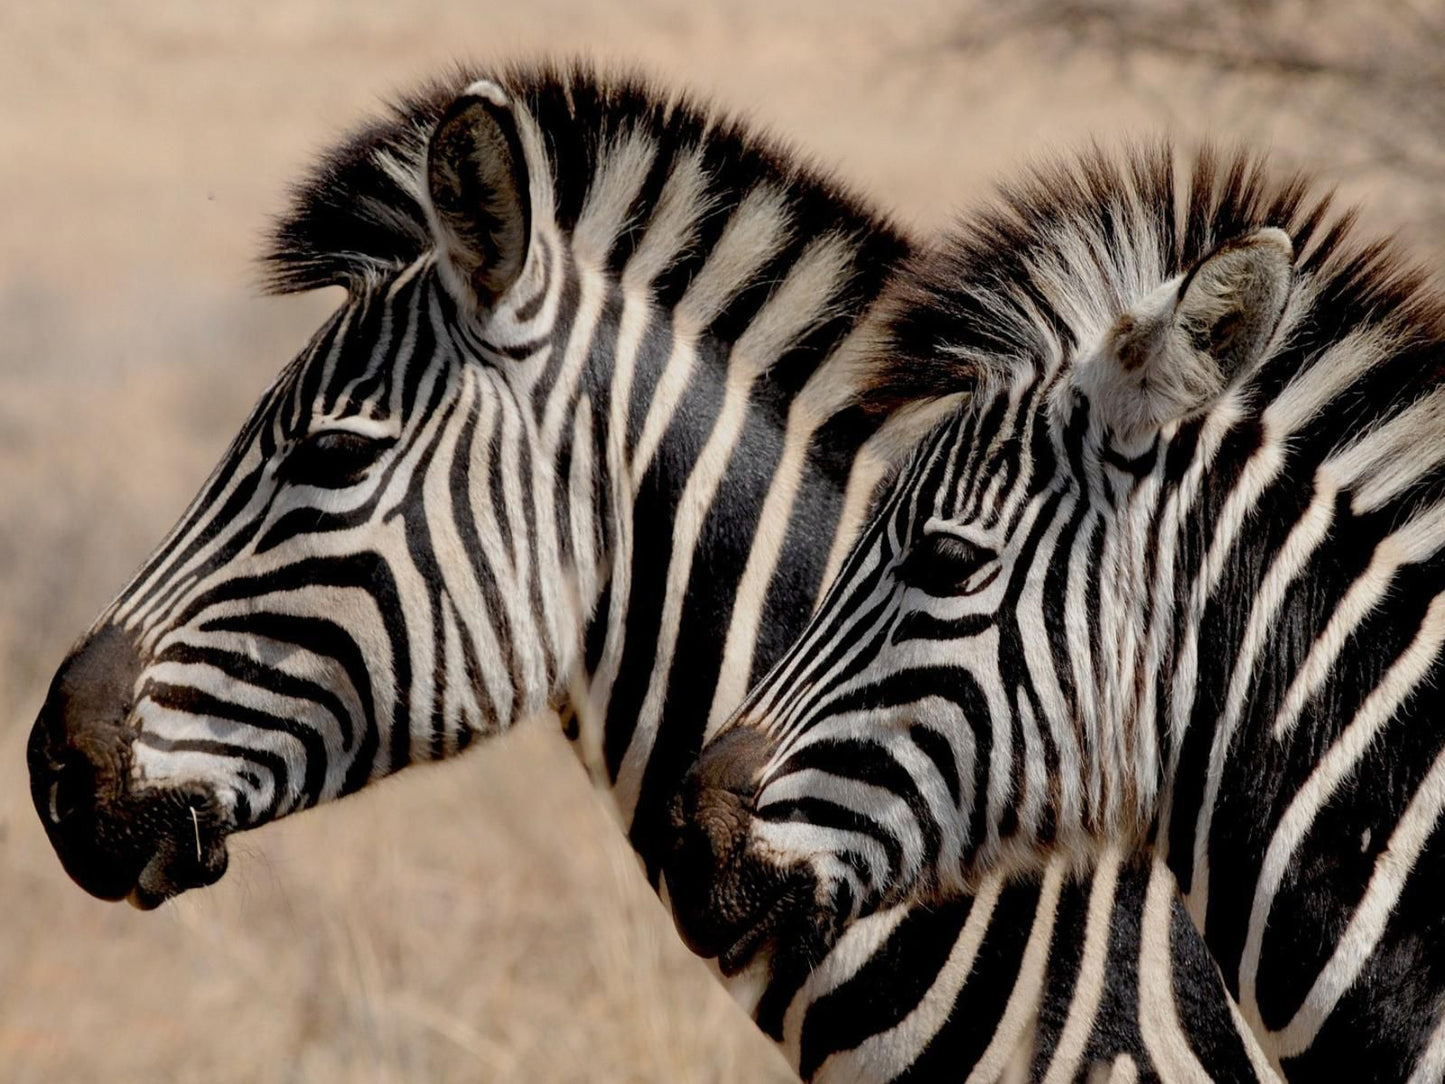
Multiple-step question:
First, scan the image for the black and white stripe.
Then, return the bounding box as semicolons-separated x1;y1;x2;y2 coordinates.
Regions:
94;65;911;844
35;73;1270;1081
702;143;1445;1079
779;852;1275;1083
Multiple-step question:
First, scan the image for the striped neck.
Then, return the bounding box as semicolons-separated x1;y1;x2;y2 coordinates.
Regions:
329;68;923;874
504;226;911;874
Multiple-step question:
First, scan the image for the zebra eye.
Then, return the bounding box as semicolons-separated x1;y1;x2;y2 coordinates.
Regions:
282;430;394;489
898;533;999;596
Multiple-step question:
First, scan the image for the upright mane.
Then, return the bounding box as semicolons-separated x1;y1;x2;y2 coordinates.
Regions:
865;143;1445;415
262;60;904;296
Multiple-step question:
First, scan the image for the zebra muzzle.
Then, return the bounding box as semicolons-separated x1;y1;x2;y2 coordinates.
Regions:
28;716;232;908
664;728;836;975
26;625;232;907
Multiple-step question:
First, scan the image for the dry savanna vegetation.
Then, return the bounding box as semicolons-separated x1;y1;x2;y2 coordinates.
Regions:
2;2;1440;1081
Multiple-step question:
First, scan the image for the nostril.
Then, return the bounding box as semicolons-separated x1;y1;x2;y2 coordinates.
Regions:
46;758;92;825
667;727;777;874
27;624;150;903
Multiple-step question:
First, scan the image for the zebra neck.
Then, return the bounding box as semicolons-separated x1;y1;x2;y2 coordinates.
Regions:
559;302;897;878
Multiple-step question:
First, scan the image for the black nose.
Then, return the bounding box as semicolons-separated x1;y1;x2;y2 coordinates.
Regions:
663;727;822;974
27;626;152;900
29;626;231;906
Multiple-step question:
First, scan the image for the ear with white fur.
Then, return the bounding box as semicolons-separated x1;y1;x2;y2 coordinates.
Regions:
1079;227;1294;438
425;81;531;313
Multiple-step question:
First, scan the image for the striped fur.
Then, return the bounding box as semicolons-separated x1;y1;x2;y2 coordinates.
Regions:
95;63;912;844
784;852;1275;1083
33;72;1269;1081
701;144;1445;1078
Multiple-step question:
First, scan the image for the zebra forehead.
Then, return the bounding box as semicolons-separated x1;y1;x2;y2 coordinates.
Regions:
863;141;1445;415
261;59;900;298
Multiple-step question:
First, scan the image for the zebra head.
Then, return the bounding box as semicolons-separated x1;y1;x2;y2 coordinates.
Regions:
18;71;640;909
29;64;913;912
25;79;578;907
667;148;1306;968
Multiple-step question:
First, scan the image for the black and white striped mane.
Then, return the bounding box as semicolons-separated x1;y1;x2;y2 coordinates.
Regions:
865;144;1445;415
262;61;901;297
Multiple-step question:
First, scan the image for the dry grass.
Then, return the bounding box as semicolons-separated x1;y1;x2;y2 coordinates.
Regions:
1;3;1437;1081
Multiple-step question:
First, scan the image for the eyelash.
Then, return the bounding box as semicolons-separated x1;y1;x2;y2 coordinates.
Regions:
897;532;999;596
280;430;395;489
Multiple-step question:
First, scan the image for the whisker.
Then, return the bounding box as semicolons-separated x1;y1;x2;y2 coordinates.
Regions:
190;805;203;863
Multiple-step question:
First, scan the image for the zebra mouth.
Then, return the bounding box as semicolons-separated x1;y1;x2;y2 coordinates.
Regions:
27;625;234;908
124;800;232;910
712;872;826;976
28;717;232;908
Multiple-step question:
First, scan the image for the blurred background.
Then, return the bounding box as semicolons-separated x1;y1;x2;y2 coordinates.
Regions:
2;2;1441;1080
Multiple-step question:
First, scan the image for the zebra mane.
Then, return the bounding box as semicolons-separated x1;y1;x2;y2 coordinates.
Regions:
262;60;902;295
865;143;1444;414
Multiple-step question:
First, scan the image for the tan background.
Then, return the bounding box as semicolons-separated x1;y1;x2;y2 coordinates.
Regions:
0;3;1432;1081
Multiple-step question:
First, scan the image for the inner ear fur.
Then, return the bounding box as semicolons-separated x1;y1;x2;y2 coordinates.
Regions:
1173;226;1294;381
425;80;532;313
1085;227;1294;438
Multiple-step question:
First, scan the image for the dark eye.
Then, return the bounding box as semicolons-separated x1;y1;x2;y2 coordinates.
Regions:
898;532;999;596
282;430;394;489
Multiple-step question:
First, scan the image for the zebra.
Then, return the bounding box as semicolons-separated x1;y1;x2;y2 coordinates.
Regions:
25;66;1270;1081
669;142;1445;1080
751;846;1279;1082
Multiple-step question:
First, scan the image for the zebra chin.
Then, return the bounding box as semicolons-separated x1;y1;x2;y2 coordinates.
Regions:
663;728;844;976
26;625;233;909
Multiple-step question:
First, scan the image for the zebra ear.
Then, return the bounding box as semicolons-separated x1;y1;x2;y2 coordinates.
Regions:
1081;227;1293;438
425;81;532;313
